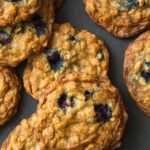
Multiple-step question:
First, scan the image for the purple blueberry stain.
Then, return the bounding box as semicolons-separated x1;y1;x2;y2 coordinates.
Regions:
84;90;94;101
44;48;64;72
57;93;75;110
0;31;11;45
30;14;46;37
94;104;112;124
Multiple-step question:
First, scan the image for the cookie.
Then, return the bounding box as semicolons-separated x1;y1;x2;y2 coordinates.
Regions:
0;67;21;126
23;23;109;100
1;72;128;150
53;0;64;9
124;30;150;115
0;0;54;67
83;0;150;38
0;0;41;27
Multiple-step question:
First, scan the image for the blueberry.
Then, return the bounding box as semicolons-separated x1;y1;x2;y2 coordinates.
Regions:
68;35;80;44
121;0;139;10
144;62;150;67
0;31;11;45
44;49;64;72
94;104;112;123
30;14;46;37
84;90;94;101
141;71;150;82
57;93;75;109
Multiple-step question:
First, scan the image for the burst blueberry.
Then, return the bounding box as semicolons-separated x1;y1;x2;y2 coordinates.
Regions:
68;35;80;44
44;49;64;72
144;62;150;67
0;31;11;45
57;93;75;109
84;90;94;101
121;0;139;10
141;71;150;82
30;14;46;37
94;104;112;123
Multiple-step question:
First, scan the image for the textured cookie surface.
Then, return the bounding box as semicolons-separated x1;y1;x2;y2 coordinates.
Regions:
83;0;150;38
23;23;109;100
0;0;54;67
124;31;150;115
53;0;64;9
1;72;127;150
0;0;41;27
0;67;21;126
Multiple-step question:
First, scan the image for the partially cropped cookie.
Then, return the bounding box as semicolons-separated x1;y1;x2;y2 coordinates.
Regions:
0;0;41;27
0;67;21;126
1;72;128;150
23;23;109;100
124;30;150;115
53;0;64;9
83;0;150;38
0;0;54;67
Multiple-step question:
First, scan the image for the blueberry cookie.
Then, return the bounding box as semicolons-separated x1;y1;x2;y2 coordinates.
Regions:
23;23;109;100
83;0;150;38
1;72;128;150
124;30;150;115
0;0;54;67
0;67;21;126
0;0;41;27
53;0;64;9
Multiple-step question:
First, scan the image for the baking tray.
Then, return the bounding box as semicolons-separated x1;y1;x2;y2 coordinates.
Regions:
0;0;150;149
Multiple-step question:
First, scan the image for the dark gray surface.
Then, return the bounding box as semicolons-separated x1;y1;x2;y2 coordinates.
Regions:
0;0;150;149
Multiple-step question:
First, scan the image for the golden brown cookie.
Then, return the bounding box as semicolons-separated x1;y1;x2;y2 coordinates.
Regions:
0;0;54;67
0;0;41;27
0;67;21;126
53;0;64;9
83;0;150;38
1;72;128;150
23;23;109;100
124;30;150;115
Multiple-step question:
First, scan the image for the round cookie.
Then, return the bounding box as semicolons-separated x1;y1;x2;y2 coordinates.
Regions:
124;30;150;115
83;0;150;38
0;67;21;126
53;0;64;9
0;0;41;27
0;0;54;67
23;23;109;100
1;72;128;150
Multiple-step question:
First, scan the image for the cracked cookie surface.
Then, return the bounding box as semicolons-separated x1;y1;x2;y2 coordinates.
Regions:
0;0;54;67
124;30;150;115
1;72;128;150
23;23;109;100
0;67;21;126
83;0;150;38
0;0;41;27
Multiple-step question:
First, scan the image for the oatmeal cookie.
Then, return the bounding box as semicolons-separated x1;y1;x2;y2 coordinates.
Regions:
53;0;64;9
83;0;150;38
0;67;21;126
23;23;109;100
1;72;128;150
0;0;54;67
124;30;150;115
0;0;41;27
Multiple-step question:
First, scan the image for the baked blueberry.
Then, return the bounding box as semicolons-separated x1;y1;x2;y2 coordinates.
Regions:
45;49;64;72
144;62;150;67
84;90;94;101
57;93;75;109
0;31;11;45
68;35;80;44
120;0;139;10
94;104;112;123
30;14;46;37
141;71;150;82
